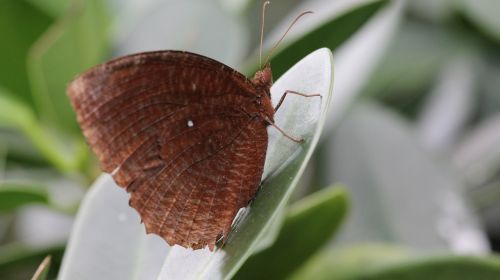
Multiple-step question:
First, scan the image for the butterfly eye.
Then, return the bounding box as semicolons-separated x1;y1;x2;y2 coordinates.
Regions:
257;96;262;104
187;120;194;128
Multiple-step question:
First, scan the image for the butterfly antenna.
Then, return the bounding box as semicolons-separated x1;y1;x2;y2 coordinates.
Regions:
260;1;271;69
264;10;313;66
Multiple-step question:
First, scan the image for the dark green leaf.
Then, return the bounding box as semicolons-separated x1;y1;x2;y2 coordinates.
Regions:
27;0;71;17
266;0;389;78
235;186;349;280
0;183;49;212
0;0;52;107
457;0;500;45
0;243;64;280
31;255;51;280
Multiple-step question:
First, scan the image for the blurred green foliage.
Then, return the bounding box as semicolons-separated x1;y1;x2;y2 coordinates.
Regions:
31;255;52;280
0;1;53;107
0;183;49;212
292;245;500;280
0;243;64;280
268;0;389;77
28;0;109;133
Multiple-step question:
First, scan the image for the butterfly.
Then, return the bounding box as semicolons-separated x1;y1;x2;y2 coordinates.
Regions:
67;9;316;251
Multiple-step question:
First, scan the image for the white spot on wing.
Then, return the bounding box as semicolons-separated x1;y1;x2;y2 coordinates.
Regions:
187;120;194;127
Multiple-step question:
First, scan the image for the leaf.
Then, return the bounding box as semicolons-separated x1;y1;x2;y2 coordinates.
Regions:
0;87;86;172
361;255;500;280
262;0;389;78
457;0;500;44
0;88;37;129
327;0;403;129
218;0;252;16
453;114;500;188
246;0;403;130
58;48;334;280
362;19;467;115
0;130;47;167
234;186;349;280
28;0;110;134
0;0;52;106
57;175;170;280
112;0;248;69
27;0;71;17
246;202;285;255
0;183;49;212
0;243;64;280
452;113;500;221
478;62;500;118
291;244;500;280
324;102;490;253
31;255;51;280
0;142;5;174
290;244;411;280
416;56;477;153
408;0;453;21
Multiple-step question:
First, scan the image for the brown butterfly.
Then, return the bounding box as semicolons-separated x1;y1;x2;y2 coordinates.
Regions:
67;8;317;251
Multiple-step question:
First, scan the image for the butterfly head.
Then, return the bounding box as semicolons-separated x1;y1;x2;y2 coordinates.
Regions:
252;63;273;91
251;63;275;124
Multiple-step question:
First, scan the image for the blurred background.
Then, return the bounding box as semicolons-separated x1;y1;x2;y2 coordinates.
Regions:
0;0;499;278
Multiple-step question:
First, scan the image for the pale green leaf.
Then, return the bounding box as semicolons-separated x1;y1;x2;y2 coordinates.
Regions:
0;87;86;172
325;102;489;253
291;244;500;280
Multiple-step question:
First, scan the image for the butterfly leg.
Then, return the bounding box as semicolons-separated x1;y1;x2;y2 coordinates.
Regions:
274;90;321;112
265;117;304;143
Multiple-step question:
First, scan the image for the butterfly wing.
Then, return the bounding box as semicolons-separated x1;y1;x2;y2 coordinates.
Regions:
68;51;268;250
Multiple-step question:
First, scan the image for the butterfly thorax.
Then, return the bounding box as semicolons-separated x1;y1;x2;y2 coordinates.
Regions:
251;64;275;124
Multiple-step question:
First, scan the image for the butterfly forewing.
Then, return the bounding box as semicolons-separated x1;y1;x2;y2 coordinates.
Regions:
68;51;269;250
